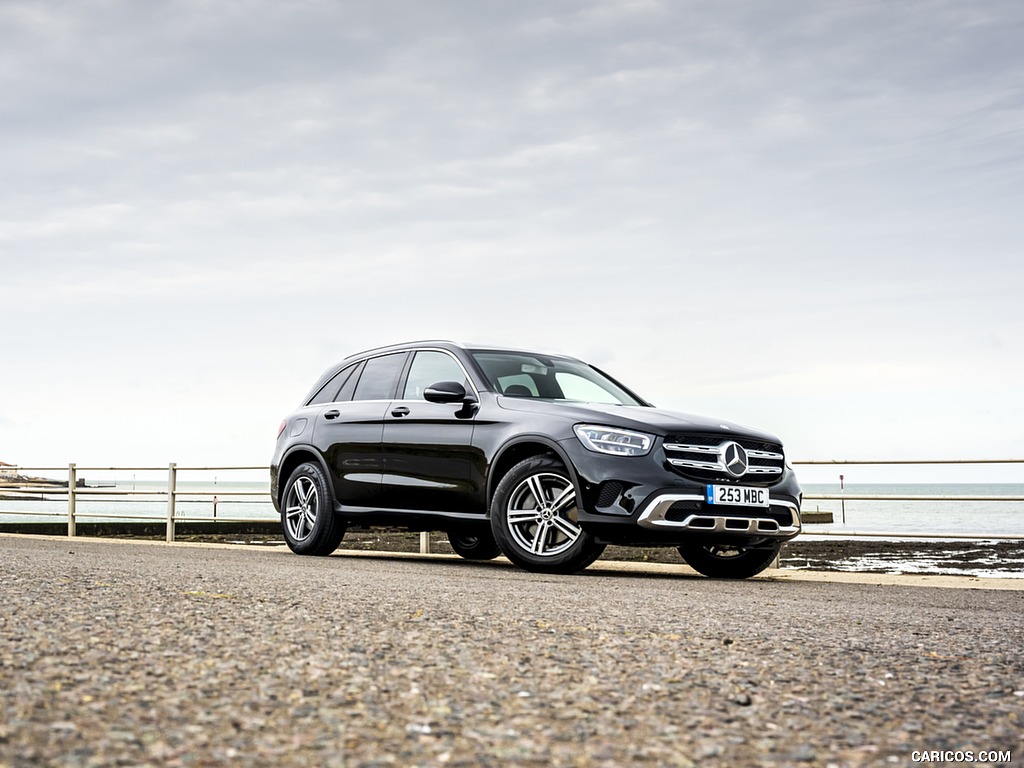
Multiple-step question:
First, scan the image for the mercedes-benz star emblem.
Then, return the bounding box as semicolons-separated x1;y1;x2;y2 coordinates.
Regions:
721;441;749;478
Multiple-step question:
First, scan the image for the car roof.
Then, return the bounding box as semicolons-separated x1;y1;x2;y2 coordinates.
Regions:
341;340;582;363
340;340;462;360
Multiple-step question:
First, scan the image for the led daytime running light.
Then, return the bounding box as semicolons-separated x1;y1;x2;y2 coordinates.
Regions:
574;424;653;456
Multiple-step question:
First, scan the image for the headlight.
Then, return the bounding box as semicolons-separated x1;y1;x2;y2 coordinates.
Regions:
574;424;653;457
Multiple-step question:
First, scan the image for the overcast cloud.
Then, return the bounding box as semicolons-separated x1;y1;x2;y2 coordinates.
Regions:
2;0;1023;482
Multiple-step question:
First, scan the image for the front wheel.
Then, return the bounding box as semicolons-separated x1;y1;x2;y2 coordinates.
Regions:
490;456;605;574
281;462;346;556
677;541;781;579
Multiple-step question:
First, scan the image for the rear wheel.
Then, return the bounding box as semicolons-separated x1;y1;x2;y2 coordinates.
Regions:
281;462;346;556
677;541;780;579
490;456;605;574
448;529;501;561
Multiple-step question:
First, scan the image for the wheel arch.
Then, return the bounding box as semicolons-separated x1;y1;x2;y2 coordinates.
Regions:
486;436;580;511
276;447;335;509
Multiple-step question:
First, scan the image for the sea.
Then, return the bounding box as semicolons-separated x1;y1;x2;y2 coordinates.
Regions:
800;483;1024;538
2;479;1022;576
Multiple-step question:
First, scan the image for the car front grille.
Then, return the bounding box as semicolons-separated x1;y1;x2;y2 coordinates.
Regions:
662;434;785;484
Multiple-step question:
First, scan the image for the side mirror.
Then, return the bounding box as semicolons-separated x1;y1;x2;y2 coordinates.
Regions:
423;381;471;404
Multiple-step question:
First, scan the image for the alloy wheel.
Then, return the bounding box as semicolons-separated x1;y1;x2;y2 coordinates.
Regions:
285;476;318;542
506;472;582;557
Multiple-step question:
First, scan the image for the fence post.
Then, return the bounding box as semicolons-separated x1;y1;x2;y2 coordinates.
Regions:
67;463;77;537
166;463;177;543
420;531;432;554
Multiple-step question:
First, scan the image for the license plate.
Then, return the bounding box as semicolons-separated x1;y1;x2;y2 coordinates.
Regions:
706;485;769;507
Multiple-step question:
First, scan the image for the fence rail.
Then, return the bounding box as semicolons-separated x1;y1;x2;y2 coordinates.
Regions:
1;460;1022;546
794;458;1024;465
0;464;275;543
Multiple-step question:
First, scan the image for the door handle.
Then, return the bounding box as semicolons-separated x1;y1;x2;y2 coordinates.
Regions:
391;406;411;417
324;409;340;420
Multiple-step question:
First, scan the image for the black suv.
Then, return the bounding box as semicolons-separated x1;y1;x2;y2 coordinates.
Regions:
271;341;801;578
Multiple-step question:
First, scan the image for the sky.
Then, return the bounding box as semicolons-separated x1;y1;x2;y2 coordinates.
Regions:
2;0;1023;484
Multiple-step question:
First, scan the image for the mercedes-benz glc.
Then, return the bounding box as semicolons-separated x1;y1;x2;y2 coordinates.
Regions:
271;341;802;578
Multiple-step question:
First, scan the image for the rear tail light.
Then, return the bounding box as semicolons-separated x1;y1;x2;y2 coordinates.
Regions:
277;420;287;438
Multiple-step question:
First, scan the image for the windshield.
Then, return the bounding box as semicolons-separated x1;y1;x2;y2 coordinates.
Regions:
469;350;645;406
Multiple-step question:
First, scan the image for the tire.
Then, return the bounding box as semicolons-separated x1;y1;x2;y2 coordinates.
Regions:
448;529;501;561
677;541;781;579
490;456;605;574
281;462;346;556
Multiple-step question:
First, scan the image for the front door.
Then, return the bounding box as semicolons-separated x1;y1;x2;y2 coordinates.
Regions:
379;350;482;514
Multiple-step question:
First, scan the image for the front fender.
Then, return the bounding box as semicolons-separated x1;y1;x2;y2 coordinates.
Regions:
486;434;583;509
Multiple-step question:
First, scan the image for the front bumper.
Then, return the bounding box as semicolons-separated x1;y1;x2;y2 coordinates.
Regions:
635;492;801;537
559;436;803;542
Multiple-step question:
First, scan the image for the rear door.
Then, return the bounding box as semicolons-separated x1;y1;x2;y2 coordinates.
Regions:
311;352;408;507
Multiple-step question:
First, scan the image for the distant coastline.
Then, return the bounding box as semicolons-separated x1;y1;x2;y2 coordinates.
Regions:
0;472;84;501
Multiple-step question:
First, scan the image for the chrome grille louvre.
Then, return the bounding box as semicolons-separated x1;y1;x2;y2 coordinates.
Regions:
665;435;781;454
662;434;785;484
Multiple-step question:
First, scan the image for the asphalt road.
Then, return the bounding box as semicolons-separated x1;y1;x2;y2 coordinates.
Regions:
1;535;1021;767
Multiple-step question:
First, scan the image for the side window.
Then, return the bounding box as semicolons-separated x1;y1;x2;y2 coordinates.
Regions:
352;353;407;401
335;361;363;402
307;365;357;406
403;351;468;399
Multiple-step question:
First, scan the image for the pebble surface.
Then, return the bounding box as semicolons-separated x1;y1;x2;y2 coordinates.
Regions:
1;536;1021;767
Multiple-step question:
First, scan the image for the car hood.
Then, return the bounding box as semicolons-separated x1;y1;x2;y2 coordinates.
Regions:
496;397;782;444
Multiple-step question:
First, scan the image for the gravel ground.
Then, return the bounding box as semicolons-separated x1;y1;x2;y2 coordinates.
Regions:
9;524;1022;577
1;536;1022;767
